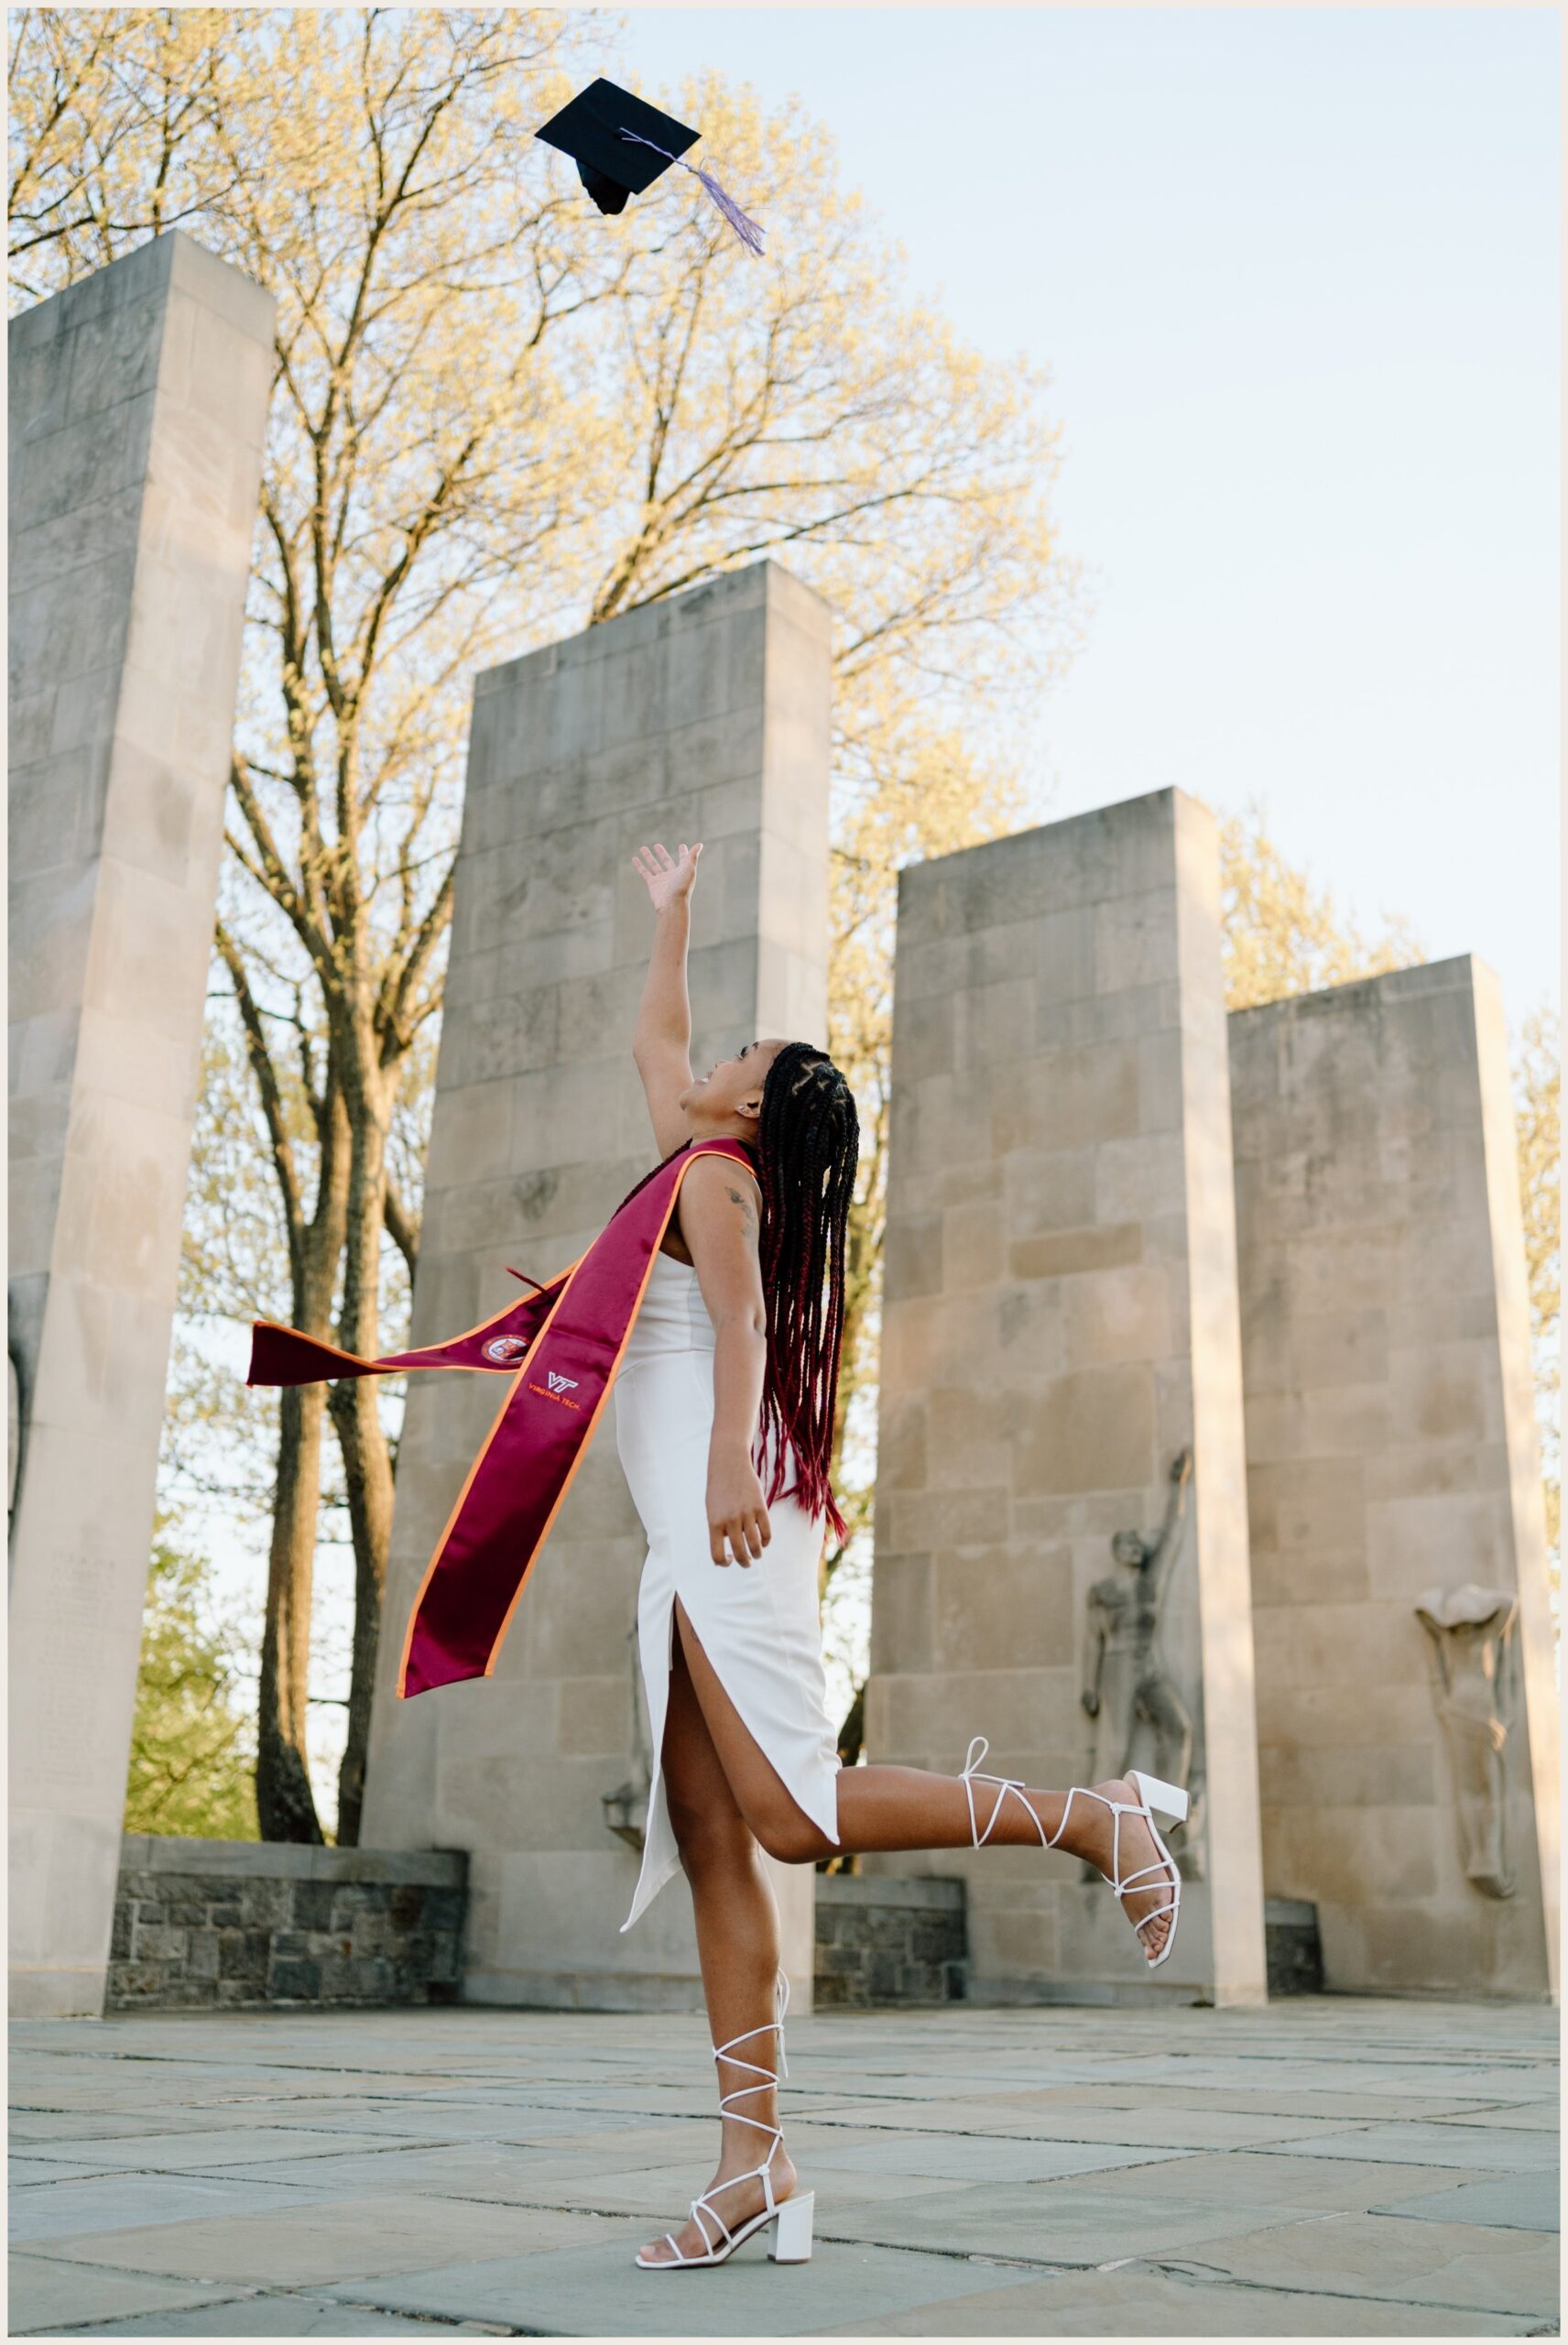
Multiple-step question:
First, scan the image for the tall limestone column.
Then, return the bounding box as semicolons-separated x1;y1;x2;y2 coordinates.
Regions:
869;789;1268;2005
9;234;275;2016
362;562;833;2011
1231;958;1559;1999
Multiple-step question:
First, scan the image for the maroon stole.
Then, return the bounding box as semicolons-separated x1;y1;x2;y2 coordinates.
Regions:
245;1137;757;1698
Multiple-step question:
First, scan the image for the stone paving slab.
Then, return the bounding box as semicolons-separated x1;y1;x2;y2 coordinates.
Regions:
806;2265;1544;2336
10;2072;364;2110
1273;2121;1560;2172
856;2099;1352;2151
1047;2070;1527;2103
9;2155;120;2187
1070;2148;1505;2214
8;2170;342;2246
560;2162;965;2216
9;1996;1558;2338
8;2253;239;2336
1432;2103;1561;2132
38;2193;616;2289
1169;2211;1560;2318
538;2119;743;2157
1021;2083;1527;2121
810;2177;1342;2265
13;2109;242;2144
314;2237;1050;2336
800;2096;1188;2140
37;2288;508;2335
210;2100;634;2143
208;2137;704;2200
16;2123;411;2171
801;2133;1189;2185
1371;2172;1563;2234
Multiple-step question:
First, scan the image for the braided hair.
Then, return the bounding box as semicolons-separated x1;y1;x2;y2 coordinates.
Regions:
610;1041;859;1540
746;1042;859;1540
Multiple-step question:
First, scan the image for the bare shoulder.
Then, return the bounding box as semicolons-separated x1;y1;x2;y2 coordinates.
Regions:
680;1151;763;1238
676;1156;766;1324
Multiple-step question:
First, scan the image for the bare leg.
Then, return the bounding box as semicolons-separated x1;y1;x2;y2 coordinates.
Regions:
637;1598;1178;2265
636;1611;799;2265
672;1596;1177;1960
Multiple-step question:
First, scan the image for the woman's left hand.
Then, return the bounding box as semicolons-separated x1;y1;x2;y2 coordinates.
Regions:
631;840;702;915
706;1454;771;1567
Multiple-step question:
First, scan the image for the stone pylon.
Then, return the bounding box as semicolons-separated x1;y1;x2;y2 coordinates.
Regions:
9;234;274;2015
868;789;1268;2005
1231;958;1559;2000
362;562;833;2010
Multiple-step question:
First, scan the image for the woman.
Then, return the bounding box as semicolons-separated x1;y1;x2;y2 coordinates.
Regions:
617;840;1190;2274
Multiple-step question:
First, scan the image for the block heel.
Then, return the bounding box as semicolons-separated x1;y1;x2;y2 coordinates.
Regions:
768;2188;814;2263
1130;1770;1189;1823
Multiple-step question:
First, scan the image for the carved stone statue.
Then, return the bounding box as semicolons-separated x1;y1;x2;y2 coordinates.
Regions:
1414;1584;1519;1900
1080;1449;1197;1864
602;1616;654;1850
7;1349;20;1528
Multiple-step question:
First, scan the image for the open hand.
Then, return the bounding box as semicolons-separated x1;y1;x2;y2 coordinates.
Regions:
706;1454;771;1567
632;840;702;914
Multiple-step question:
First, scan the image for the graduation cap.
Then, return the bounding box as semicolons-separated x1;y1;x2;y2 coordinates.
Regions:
536;77;765;256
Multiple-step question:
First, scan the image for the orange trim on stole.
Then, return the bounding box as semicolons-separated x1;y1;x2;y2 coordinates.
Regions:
394;1141;747;1697
251;1259;586;1388
477;1156;710;1679
393;1259;586;1695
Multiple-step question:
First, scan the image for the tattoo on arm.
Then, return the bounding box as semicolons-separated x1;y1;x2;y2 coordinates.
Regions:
725;1183;758;1232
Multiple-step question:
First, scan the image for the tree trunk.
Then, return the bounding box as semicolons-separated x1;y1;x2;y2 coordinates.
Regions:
256;1380;328;1842
256;1074;351;1843
330;1373;395;1847
331;1034;397;1848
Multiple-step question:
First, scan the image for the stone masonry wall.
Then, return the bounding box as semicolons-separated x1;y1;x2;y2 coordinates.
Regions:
106;1847;1325;2012
814;1876;968;2008
108;1840;466;2012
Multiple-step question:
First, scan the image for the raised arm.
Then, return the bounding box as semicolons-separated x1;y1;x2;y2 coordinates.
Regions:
1080;1588;1108;1718
1147;1446;1192;1599
630;842;702;1159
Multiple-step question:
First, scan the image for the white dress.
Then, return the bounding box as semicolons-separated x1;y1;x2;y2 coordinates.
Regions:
613;1248;844;1932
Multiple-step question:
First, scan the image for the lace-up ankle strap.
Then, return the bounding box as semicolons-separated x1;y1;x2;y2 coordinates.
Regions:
711;1967;789;2084
960;1736;1051;1849
709;1970;789;2183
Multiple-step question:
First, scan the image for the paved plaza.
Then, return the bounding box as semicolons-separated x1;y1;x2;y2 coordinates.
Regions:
8;1996;1559;2337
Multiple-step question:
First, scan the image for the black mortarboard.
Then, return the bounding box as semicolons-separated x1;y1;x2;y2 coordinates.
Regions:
536;79;696;216
535;77;766;256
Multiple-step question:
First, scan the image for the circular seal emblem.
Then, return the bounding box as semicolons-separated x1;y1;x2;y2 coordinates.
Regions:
483;1335;529;1366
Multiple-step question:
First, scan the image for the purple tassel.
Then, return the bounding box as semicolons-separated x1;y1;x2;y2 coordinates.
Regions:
689;164;767;257
616;127;767;256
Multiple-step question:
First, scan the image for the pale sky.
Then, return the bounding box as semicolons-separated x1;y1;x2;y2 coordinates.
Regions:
612;4;1560;1022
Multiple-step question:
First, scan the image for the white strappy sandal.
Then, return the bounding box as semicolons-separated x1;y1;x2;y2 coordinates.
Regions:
960;1735;1190;1971
635;1969;815;2270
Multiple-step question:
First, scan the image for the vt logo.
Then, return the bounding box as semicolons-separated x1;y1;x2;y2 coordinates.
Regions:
528;1368;583;1411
